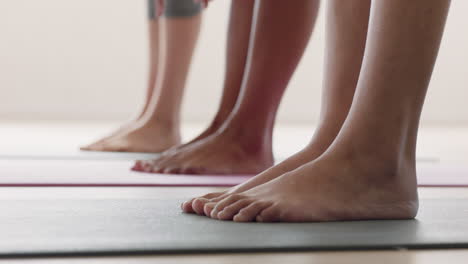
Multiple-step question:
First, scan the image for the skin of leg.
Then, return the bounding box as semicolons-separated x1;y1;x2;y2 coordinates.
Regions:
139;0;320;176
133;0;256;171
140;18;163;119
186;0;372;215
81;17;161;151
206;0;451;222
82;14;202;153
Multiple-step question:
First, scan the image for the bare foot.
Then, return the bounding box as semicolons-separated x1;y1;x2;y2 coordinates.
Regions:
132;119;226;170
81;120;180;153
133;129;274;175
80;119;142;148
183;146;323;215
189;151;418;222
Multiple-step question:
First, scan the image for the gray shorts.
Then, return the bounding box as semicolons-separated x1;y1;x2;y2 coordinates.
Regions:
148;0;202;19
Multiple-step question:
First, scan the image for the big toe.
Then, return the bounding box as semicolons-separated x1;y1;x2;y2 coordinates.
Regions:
182;192;227;215
132;160;145;171
132;160;154;172
217;199;252;220
181;199;196;213
163;167;183;174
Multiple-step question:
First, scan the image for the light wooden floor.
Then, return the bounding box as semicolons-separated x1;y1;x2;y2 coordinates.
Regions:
0;122;467;263
1;187;468;264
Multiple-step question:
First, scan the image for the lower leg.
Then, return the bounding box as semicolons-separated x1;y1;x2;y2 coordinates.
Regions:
328;0;451;171
203;0;451;222
218;0;320;156
141;14;202;131
167;0;257;149
140;18;162;119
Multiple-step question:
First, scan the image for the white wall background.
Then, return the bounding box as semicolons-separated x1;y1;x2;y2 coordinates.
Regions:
0;0;467;125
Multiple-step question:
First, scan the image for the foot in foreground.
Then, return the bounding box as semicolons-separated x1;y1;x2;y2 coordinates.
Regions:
184;150;418;222
182;146;324;215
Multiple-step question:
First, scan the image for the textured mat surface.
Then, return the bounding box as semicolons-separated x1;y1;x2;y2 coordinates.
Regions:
0;160;465;187
0;198;467;257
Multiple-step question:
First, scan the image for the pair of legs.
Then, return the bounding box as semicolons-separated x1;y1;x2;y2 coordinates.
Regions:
81;0;202;153
182;0;451;222
134;0;320;174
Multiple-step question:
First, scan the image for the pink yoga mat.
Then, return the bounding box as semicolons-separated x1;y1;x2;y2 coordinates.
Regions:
0;159;466;187
0;160;251;187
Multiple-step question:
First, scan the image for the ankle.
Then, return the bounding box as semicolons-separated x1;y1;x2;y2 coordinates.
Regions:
325;141;415;182
216;124;274;162
139;116;180;133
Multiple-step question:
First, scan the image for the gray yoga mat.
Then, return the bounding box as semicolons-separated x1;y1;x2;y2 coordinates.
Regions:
1;198;468;257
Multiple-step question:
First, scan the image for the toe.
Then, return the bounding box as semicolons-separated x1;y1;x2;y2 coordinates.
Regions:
141;161;156;173
181;199;196;214
188;191;225;214
217;199;252;220
196;194;227;214
192;198;210;215
203;202;216;216
233;202;271;222
152;167;164;173
210;194;245;219
181;191;226;215
134;159;161;172
150;163;164;173
132;160;144;171
255;205;280;222
163;167;182;174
